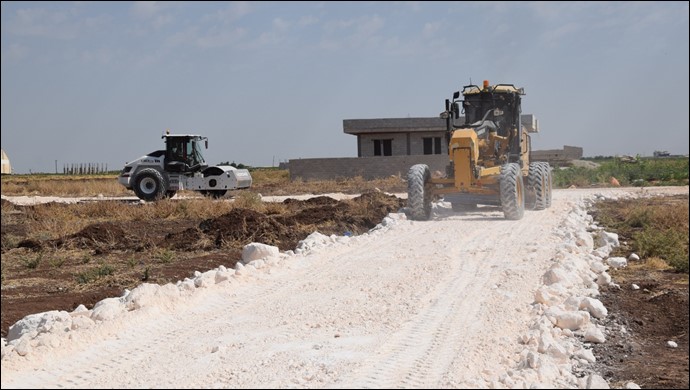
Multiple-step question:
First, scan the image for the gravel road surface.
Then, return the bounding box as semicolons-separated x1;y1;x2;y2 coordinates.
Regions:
1;186;687;389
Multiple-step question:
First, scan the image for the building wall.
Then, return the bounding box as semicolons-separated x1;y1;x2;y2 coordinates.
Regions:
288;155;449;181
531;145;583;164
356;131;448;157
358;133;409;157
287;117;577;181
410;132;447;155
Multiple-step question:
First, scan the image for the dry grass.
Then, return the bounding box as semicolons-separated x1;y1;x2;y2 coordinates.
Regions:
1;170;405;245
591;195;689;273
1;170;407;197
2;198;236;241
1;175;128;197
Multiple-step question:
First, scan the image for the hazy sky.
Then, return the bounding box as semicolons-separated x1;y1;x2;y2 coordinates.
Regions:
2;1;688;174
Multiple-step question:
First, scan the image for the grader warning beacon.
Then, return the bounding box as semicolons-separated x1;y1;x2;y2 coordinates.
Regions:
406;80;552;220
118;130;252;201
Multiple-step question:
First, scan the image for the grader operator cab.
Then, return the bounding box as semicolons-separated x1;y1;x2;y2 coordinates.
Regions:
118;131;252;201
406;80;552;220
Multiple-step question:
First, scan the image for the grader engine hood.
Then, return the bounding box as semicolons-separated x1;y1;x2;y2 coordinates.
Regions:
449;129;479;162
449;129;479;189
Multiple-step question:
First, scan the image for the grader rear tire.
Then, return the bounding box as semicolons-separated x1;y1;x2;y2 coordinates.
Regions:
500;163;525;220
406;164;432;220
527;162;548;210
539;162;553;208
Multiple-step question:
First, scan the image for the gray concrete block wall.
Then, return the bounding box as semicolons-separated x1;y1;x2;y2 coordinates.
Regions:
532;145;583;163
288;155;449;181
356;132;447;157
358;133;409;157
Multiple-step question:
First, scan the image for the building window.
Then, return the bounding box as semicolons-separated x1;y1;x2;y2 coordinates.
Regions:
423;137;443;155
374;139;392;156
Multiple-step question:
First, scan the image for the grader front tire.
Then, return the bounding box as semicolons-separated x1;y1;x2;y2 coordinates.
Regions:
406;164;432;221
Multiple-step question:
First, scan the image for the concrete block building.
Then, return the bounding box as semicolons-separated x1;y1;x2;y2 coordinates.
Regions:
288;115;575;181
343;115;539;158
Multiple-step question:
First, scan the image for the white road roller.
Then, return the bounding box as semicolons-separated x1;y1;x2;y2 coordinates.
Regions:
118;131;252;201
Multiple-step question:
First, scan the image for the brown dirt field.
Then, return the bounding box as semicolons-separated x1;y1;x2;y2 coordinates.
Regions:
591;269;688;389
1;192;688;389
1;192;404;338
586;195;689;389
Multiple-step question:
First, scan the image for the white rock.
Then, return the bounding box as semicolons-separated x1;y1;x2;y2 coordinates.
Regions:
215;270;234;283
542;266;574;286
592;247;611;259
667;340;678;348
248;259;266;269
607;257;627;269
525;350;540;368
91;297;125;322
628;253;640;261
631;284;640;290
595;231;619;249
36;333;61;348
534;287;562;306
625;382;642;389
584;326;606;343
194;269;217;288
596;272;612;286
7;310;72;342
586;374;610;389
575;348;596;363
580;297;608;319
589;260;608;274
555;311;590;331
14;337;31;356
70;304;90;316
125;283;181;309
242;242;280;263
563;296;583;311
546;342;569;363
71;315;95;331
574;231;594;251
177;279;196;292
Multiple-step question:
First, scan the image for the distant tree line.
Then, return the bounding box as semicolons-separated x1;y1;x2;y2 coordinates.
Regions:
219;161;250;169
63;163;109;175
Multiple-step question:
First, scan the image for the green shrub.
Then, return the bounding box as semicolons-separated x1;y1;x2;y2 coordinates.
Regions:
553;157;688;188
634;229;688;273
24;253;43;269
76;264;115;284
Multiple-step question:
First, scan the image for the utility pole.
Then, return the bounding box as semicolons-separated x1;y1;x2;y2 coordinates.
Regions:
55;160;58;174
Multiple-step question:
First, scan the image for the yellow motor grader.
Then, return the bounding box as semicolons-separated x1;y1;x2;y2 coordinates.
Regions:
406;80;552;220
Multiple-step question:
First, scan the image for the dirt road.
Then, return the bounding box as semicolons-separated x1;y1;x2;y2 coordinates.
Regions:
1;187;687;388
